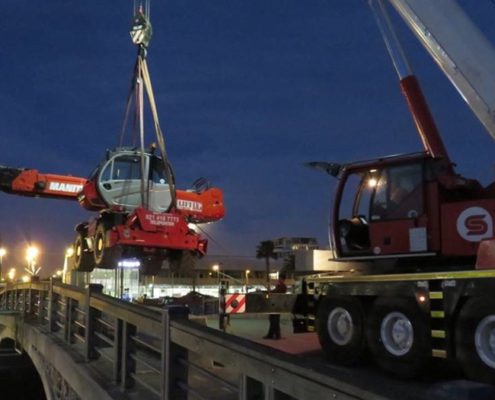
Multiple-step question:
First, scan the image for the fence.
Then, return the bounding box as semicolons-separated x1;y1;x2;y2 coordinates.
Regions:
0;280;387;400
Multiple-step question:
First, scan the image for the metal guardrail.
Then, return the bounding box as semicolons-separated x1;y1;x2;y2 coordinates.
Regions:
0;280;387;400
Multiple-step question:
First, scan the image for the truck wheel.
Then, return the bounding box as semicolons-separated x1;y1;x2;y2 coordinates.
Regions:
456;297;495;384
93;224;119;269
73;233;94;272
316;296;365;365
366;297;430;378
168;250;197;273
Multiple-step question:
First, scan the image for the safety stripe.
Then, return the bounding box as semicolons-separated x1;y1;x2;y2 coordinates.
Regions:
225;294;246;314
432;349;447;358
430;311;445;318
307;269;495;284
431;330;446;339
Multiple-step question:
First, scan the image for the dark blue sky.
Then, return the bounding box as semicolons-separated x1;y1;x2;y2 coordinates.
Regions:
1;1;495;274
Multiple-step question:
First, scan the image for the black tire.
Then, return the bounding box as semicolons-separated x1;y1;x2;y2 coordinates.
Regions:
168;250;197;273
73;232;94;272
141;255;164;276
93;223;120;269
456;297;495;384
316;296;366;365
366;297;430;378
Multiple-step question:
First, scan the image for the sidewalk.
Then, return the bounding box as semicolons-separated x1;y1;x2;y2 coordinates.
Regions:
205;314;321;355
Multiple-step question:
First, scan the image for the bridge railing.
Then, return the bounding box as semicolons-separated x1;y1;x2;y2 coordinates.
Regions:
0;280;387;400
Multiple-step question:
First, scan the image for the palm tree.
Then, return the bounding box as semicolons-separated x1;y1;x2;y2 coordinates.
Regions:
256;240;278;289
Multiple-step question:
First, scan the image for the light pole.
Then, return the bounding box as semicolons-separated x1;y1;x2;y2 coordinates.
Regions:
7;268;16;282
25;245;40;277
63;246;74;282
212;264;220;285
245;269;250;293
0;247;6;281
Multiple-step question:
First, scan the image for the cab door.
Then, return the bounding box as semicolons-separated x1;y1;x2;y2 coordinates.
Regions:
147;156;173;212
97;154;146;212
368;163;428;255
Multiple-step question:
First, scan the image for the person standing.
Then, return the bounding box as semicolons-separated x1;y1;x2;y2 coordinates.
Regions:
264;274;287;340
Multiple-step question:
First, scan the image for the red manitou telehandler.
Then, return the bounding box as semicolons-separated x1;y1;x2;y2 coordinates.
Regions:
0;3;225;275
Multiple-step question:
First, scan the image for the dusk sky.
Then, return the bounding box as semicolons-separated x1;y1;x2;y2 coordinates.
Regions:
1;1;495;274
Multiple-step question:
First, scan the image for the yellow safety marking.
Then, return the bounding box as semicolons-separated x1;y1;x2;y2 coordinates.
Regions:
430;311;445;318
431;330;446;339
306;269;495;284
432;349;447;358
429;292;443;300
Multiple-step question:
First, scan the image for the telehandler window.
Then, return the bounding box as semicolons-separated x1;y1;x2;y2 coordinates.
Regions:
112;156;141;180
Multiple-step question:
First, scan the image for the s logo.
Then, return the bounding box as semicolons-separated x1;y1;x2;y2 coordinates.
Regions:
456;207;493;242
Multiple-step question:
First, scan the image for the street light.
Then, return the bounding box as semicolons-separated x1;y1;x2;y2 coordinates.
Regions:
245;269;250;293
0;247;6;281
212;264;220;285
7;268;16;281
63;246;75;276
25;245;41;277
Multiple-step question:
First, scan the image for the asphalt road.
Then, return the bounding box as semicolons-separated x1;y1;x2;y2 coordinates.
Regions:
201;314;495;400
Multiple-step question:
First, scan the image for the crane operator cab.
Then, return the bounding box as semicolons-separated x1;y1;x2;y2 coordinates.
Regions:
93;148;173;213
332;154;427;260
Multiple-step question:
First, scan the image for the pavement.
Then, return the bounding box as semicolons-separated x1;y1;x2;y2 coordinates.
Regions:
208;314;321;355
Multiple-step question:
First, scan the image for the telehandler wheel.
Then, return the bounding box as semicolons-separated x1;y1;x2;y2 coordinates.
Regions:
73;232;94;272
93;224;119;269
456;297;495;384
316;296;366;365
168;250;197;273
366;297;430;378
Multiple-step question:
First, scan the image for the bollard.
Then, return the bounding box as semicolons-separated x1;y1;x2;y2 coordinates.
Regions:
219;280;229;332
161;305;189;400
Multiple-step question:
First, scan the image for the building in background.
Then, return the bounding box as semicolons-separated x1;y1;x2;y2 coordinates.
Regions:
272;237;319;259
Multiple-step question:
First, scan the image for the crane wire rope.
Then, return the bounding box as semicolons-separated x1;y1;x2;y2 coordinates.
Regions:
119;2;177;210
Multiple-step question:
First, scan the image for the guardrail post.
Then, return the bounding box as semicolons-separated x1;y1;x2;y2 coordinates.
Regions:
121;320;137;389
84;284;103;361
27;287;33;316
0;289;5;309
161;305;189;400
38;288;47;324
113;318;123;383
47;279;57;332
65;297;73;343
241;375;270;400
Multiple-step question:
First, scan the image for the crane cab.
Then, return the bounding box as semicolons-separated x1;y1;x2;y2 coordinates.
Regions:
330;153;495;269
91;148;173;213
334;154;429;260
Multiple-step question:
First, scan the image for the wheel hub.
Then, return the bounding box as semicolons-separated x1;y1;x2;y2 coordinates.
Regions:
475;315;495;369
328;307;353;346
380;311;414;356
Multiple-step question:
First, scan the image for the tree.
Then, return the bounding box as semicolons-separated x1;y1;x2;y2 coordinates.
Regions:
256;240;278;288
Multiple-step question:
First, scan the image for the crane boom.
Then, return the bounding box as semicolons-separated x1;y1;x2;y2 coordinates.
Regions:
386;0;495;141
